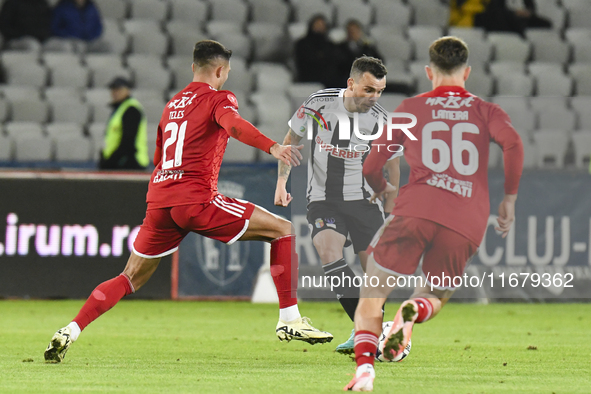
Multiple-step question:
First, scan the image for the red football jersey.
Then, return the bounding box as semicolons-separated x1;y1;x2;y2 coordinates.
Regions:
146;82;240;208
364;86;523;245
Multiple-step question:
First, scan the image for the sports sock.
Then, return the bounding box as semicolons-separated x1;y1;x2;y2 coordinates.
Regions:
66;321;81;341
73;274;134;330
322;258;359;321
279;304;301;322
413;297;435;323
270;235;298;309
354;330;378;367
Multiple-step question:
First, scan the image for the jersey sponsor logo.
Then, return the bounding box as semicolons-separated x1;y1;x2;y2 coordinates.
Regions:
315;136;365;159
303;106;328;130
168;93;197;109
426;173;473;197
432;110;469;120
153;169;184;183
425;96;475;109
227;94;238;107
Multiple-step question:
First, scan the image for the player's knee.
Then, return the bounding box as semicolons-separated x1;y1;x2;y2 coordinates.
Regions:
317;247;343;265
275;218;293;238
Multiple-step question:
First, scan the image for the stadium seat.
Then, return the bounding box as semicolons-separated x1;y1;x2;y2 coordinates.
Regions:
569;64;591;95
256;122;289;150
293;0;334;25
0;85;41;101
47;58;89;89
223;137;257;163
503;107;536;140
534;73;573;96
43;52;81;68
569;39;591;63
407;26;444;61
489;61;526;77
525;30;570;64
142;101;165;124
488;32;531;62
7;37;42;52
488;142;503;168
495;73;534;96
0;98;9;123
170;29;209;56
328;27;346;43
250;92;292;126
570;96;591;116
287;82;325;107
466;70;494;97
169;0;209;27
374;33;413;62
54;134;93;162
10;98;49;123
91;64;132;89
45;122;83;138
166;20;205;38
408;62;432;94
51;100;91;124
250;0;291;25
132;88;166;104
491;96;529;114
0;134;13;161
206;21;242;36
533;130;569;168
42;38;77;53
129;0;169;21
252;63;292;93
530;96;568;112
334;0;372;27
167;55;193;90
123;19;161;33
129;30;169;56
13;134;53;162
537;108;576;131
521;137;537;168
562;0;591;28
448;27;493;64
87;122;105;141
223;57;253;93
248;23;288;62
85;53;124;69
4;122;45;137
216;32;252;60
127;54;172;91
571;131;591;168
95;0;129;20
576;107;591;130
287;23;307;42
210;0;249;23
409;0;450;28
2;52;47;87
533;0;567;30
372;0;411;30
95;19;129;54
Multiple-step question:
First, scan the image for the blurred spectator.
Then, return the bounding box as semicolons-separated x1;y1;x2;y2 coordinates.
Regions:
0;0;52;43
335;20;382;86
99;77;149;171
51;0;103;41
449;0;487;27
475;0;551;36
295;14;340;87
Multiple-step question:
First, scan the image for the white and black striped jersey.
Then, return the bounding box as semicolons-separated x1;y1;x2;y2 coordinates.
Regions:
289;88;401;203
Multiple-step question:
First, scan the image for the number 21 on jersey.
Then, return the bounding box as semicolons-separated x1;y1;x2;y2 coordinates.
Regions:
162;120;187;169
422;121;479;176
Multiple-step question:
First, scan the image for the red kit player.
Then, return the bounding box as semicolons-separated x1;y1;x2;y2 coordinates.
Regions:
44;40;332;363
344;37;524;391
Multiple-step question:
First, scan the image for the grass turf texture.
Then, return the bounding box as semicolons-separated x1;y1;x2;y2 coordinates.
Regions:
2;301;590;394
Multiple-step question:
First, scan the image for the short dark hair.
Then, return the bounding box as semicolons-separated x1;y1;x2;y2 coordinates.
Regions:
193;40;232;68
350;56;387;80
429;36;469;74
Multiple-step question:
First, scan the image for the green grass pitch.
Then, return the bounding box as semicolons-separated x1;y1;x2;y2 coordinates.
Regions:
2;300;590;393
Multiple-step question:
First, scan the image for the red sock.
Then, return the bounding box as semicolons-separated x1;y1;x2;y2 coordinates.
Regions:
413;297;434;323
270;235;298;309
354;330;379;367
73;274;134;330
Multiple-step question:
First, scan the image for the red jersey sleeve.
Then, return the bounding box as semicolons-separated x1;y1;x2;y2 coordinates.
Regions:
487;104;524;194
212;91;241;125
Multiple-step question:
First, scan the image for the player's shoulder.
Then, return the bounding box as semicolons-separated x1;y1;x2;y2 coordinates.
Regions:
303;88;341;106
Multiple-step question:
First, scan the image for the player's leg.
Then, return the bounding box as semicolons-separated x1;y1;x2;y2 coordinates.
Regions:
238;205;333;344
345;256;393;391
44;208;184;363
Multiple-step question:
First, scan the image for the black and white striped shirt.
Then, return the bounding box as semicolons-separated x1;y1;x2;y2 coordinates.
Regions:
289;88;401;203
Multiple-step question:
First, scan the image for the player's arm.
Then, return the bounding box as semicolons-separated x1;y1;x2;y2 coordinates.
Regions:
489;106;525;238
217;111;303;166
363;144;397;204
275;128;303;207
382;156;400;213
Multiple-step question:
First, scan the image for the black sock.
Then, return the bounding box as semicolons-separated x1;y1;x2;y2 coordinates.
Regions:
323;258;359;321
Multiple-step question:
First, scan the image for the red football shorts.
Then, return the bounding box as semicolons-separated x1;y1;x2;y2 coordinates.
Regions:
367;215;478;290
133;194;255;258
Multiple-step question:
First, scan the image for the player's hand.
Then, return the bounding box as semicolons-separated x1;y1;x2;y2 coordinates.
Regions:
274;183;292;207
495;194;517;238
270;143;304;167
370;182;397;204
